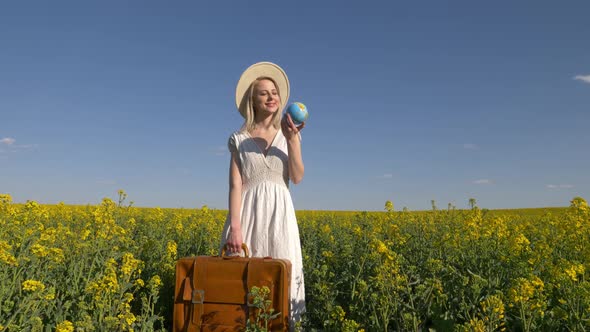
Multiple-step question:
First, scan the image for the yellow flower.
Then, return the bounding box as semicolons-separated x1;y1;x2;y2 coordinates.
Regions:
56;320;74;332
570;196;588;211
508;276;546;318
330;305;346;322
465;318;485;332
31;243;49;258
152;275;162;287
480;294;505;325
118;312;137;327
80;229;91;240
86;258;120;300
513;234;530;251
123;292;134;303
117;189;127;199
22;279;46;292
531;276;544;290
40;227;57;243
174;219;184;233
149;275;162;290
134;278;145;288
565;266;578;281
106;258;117;270
0;194;16;216
44;287;56;300
0;193;12;203
0;240;18;266
372;239;395;261
121;252;142;277
25;200;41;210
167;241;178;258
564;264;584;282
353;226;362;236
49;247;65;263
375;240;388;254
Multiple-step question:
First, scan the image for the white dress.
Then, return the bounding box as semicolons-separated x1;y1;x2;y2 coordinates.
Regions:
220;128;306;326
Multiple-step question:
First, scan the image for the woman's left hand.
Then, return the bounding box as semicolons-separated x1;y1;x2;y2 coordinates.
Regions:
281;113;305;141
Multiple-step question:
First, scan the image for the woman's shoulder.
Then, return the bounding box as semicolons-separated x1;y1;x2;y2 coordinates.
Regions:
227;128;248;152
229;128;249;141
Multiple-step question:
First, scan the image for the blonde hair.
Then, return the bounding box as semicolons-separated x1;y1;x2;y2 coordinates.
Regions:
241;77;282;133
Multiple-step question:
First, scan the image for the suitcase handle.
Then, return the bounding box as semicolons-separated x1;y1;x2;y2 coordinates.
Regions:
221;243;250;258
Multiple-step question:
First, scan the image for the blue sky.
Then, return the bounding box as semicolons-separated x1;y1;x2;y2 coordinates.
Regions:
1;1;588;211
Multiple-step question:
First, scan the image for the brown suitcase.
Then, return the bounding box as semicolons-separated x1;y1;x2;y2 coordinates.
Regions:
173;244;291;331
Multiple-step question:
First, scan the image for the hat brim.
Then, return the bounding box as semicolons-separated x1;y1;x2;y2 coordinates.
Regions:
235;62;290;118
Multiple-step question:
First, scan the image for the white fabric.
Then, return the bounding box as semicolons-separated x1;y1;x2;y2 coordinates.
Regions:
220;128;306;327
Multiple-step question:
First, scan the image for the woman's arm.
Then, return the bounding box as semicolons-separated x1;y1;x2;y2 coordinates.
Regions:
282;114;305;184
226;152;243;253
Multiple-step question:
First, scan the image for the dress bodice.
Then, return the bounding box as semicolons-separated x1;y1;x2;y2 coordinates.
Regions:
228;129;290;191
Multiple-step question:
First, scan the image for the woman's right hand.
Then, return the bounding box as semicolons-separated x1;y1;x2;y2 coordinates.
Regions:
281;113;305;142
226;226;243;255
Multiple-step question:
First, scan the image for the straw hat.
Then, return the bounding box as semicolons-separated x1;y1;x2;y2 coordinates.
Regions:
235;62;290;118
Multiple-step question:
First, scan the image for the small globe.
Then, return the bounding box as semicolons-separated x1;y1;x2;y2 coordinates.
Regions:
286;102;309;125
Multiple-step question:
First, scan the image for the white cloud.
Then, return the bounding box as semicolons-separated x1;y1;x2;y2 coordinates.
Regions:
0;138;37;151
547;184;574;189
1;137;16;145
381;173;393;179
473;179;493;185
574;74;590;84
463;143;479;150
211;146;227;156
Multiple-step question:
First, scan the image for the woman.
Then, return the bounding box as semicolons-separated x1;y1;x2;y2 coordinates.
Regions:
219;62;306;326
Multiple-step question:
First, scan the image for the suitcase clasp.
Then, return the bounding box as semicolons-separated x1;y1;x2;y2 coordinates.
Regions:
192;289;205;304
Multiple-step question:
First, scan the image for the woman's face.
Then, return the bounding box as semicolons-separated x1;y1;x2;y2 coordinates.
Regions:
252;79;280;114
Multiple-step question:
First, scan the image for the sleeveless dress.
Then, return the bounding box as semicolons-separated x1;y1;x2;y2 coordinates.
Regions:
220;128;306;326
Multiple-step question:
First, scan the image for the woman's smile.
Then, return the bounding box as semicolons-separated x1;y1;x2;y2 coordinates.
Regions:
253;79;281;114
